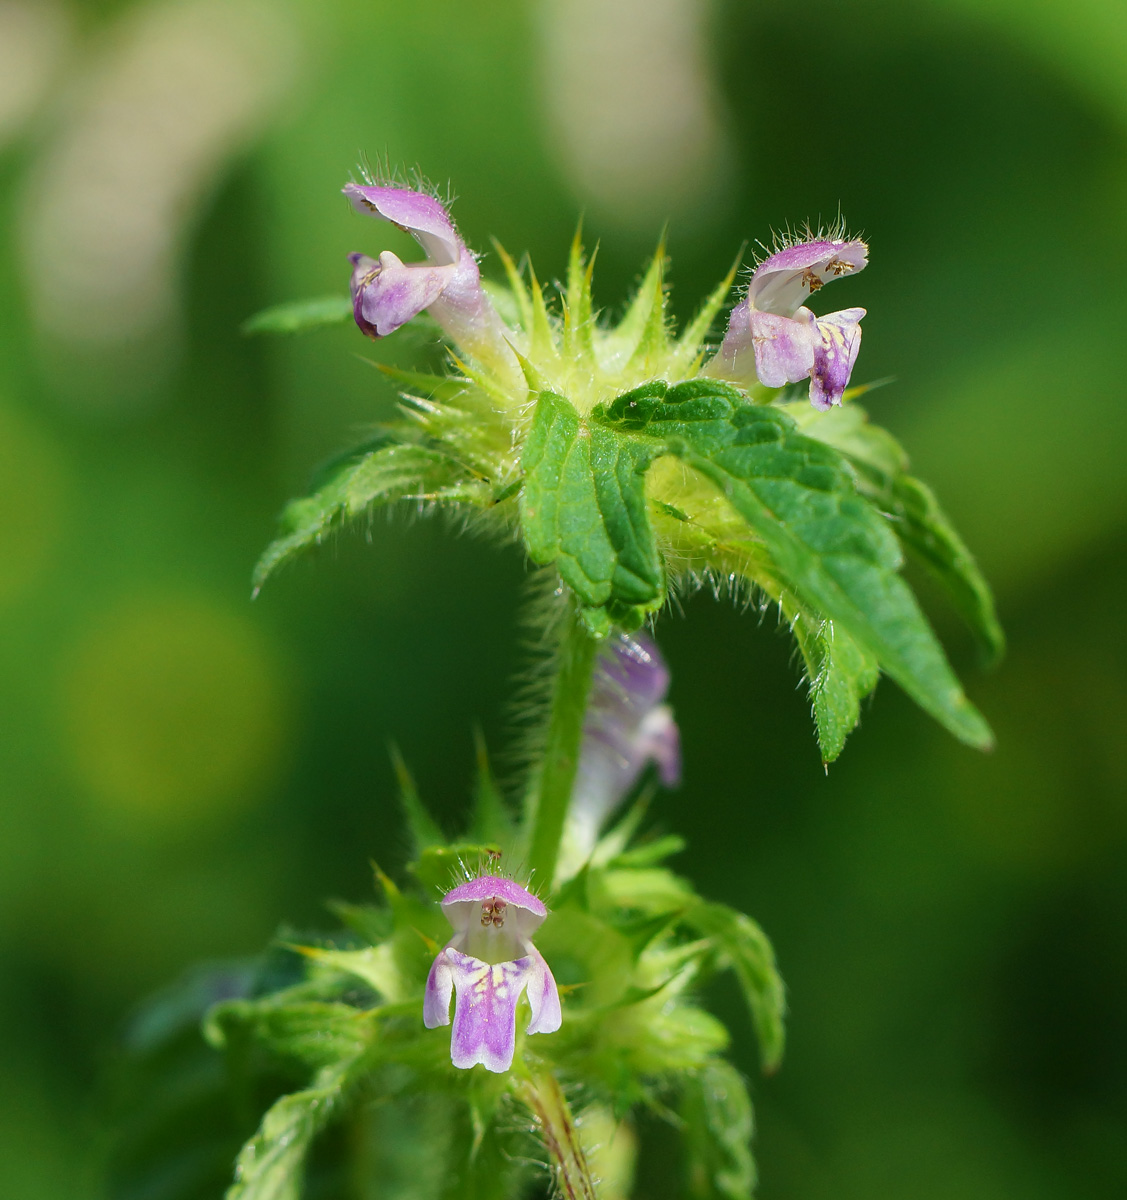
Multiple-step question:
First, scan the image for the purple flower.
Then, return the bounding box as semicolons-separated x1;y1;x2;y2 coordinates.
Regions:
559;633;681;877
343;183;515;375
710;237;868;410
424;874;561;1073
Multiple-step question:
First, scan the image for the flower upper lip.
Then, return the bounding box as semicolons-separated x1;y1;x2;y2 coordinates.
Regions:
343;184;462;267
440;874;547;916
747;238;868;316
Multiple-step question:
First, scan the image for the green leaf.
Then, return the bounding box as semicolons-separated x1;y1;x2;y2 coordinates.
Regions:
607;833;686;869
206;998;370;1069
226;1056;362;1200
596;380;993;749
640;1003;730;1072
242;295;353;335
782;398;906;478
783;587;880;763
714;537;878;762
594;865;697;915
294;943;405;1003
254;440;488;593
684;903;786;1074
885;473;1005;664
790;402;1004;665
520;391;664;632
680;1061;756;1200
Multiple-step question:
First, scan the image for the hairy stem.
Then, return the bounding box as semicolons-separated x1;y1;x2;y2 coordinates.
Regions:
526;599;598;890
517;1070;599;1200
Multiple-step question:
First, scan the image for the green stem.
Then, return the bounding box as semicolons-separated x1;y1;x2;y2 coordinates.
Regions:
515;1070;599;1200
526;600;599;890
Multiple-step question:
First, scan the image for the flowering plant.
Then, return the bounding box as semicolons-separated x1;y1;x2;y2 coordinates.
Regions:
119;176;999;1200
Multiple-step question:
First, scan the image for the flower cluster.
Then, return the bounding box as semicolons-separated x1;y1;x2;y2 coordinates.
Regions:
343;180;867;408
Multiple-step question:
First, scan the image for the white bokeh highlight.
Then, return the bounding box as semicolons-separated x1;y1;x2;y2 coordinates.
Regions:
20;0;299;403
538;0;734;229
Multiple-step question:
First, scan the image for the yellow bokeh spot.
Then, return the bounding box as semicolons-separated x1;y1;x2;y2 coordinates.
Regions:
64;594;288;829
0;402;67;604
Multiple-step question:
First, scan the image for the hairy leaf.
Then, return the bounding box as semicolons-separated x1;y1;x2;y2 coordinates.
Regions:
784;590;880;762
714;540;879;762
520;391;664;633
685;903;786;1074
595;380;993;749
884;473;1005;664
680;1060;756;1200
226;1056;362;1200
207;998;369;1070
790;402;1004;665
254;440;488;593
792;403;1003;667
293;944;404;1004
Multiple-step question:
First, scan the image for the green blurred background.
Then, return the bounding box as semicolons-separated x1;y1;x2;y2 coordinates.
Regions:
1;0;1125;1195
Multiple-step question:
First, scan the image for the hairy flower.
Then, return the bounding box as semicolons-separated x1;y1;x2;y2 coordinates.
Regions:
559;633;681;879
424;874;561;1073
343;183;516;377
709;237;868;409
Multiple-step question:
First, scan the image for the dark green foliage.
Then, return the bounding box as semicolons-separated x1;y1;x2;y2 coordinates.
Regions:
253;440;491;593
683;905;786;1074
788;400;1005;665
520;390;665;634
681;1061;757;1200
591;380;994;754
102;960;313;1200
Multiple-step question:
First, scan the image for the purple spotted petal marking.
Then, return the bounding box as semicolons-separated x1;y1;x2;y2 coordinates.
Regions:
809;307;865;411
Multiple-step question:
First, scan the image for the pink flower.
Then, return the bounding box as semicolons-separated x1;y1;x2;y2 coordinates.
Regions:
343;182;515;374
423;875;561;1073
710;237;868;410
